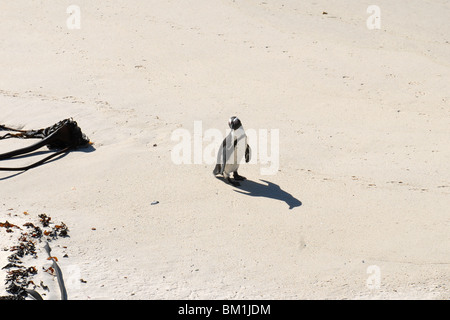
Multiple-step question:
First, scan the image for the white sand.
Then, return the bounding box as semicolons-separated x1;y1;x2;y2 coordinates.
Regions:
0;0;449;299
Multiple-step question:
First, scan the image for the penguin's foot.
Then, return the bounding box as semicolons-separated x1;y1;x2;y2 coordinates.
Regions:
227;177;241;187
233;172;246;181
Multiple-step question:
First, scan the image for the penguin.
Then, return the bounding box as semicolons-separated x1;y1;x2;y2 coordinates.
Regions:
213;116;251;186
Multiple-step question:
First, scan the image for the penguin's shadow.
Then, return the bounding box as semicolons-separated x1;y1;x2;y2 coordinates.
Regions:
231;178;302;210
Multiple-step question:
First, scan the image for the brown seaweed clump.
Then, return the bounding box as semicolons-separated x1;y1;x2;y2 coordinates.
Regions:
0;212;70;299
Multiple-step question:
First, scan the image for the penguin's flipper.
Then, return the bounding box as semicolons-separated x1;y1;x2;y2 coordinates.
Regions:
245;144;251;163
221;136;228;171
214;135;230;176
213;164;222;175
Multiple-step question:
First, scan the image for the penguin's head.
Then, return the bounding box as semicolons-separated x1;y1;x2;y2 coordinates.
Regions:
228;116;242;130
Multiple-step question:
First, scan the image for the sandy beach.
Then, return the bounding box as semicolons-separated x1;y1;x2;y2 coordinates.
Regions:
1;0;449;299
